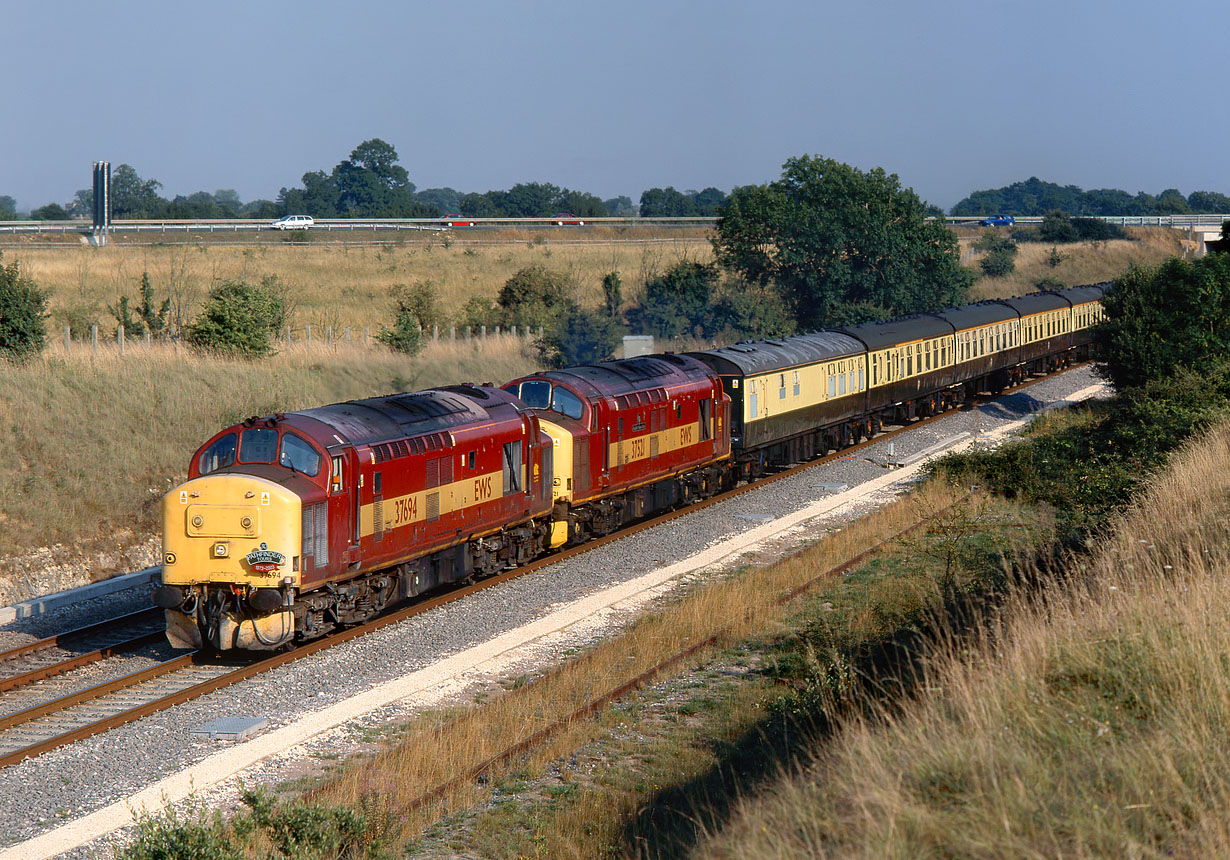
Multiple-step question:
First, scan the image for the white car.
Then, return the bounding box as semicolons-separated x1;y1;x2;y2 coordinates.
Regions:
270;214;314;230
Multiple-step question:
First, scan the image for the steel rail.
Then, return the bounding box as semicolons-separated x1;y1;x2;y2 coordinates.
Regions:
0;631;166;694
0;607;162;663
0;365;1086;770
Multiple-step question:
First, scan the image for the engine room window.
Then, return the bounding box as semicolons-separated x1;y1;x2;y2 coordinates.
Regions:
517;380;552;409
198;432;237;475
503;440;522;495
550;385;584;420
279;432;321;476
239;427;278;464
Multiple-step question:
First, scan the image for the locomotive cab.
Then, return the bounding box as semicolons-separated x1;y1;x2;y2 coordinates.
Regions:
158;421;332;650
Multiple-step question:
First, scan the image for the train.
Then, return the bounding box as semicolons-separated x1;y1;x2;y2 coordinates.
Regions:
153;284;1107;650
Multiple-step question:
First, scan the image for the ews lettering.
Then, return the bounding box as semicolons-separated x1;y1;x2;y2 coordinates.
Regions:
679;425;694;445
473;475;494;501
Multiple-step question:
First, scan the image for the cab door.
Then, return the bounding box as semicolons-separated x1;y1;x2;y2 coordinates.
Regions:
328;449;360;569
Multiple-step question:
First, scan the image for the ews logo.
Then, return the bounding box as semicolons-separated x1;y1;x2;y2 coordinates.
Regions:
473;475;494;502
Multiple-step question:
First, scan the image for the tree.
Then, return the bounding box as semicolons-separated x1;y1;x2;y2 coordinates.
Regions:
29;203;68;221
1038;209;1079;243
602;271;622;317
603;196;636;216
639;187;696;217
415;187;461;214
0;195;18;220
630;261;716;339
1188;191;1230;213
184;277;289;358
714;155;971;330
535;302;622;368
1095;254;1230;389
0;252;48;360
110;164;166;218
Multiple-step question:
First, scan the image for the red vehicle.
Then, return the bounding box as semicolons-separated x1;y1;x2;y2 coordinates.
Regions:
551;213;585;226
504;354;731;543
157;385;556;650
441;214;475;227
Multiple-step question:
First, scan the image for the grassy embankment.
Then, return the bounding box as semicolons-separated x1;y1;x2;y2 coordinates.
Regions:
700;420;1230;859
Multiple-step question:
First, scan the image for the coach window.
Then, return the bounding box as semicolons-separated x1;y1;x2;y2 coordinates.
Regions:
280;432;322;476
793;370;800;396
198;432;237;475
779;373;786;399
239;427;278;463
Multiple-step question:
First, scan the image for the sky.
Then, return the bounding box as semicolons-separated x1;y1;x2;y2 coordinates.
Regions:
3;1;1225;213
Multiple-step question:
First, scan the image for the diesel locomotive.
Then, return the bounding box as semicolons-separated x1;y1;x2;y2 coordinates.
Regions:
155;284;1106;651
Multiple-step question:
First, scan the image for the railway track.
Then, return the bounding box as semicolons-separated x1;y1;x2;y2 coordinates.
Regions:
0;608;164;693
0;366;1085;770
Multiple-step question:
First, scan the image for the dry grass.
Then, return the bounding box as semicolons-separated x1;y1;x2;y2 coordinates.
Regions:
295;480;986;853
0;337;538;591
964;226;1184;300
696;420;1230;859
7;229;715;335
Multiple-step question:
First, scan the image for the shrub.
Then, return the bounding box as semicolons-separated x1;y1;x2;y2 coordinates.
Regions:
184;277;289;358
496;265;569;331
535;301;623;367
376;283;440;355
0;252;48;361
1072;217;1127;241
629;260;717;339
979;247;1017;277
1038;209;1079;243
455;294;498;331
1035;276;1066;291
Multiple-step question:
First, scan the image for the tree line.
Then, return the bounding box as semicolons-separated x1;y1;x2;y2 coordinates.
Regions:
951;176;1230;217
2;138;730;221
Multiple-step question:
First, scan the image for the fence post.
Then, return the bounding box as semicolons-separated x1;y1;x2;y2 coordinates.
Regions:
480;325;486;340
118;326;125;356
346;327;351;347
450;326;455;341
145;330;150;347
285;325;291;345
65;326;71;356
306;325;312;345
466;326;472;340
538;325;543;338
92;325;98;354
327;326;333;345
494;325;501;337
432;325;438;341
364;326;370;346
512;325;518;337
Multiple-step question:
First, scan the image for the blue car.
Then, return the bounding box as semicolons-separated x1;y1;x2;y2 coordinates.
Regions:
978;214;1016;227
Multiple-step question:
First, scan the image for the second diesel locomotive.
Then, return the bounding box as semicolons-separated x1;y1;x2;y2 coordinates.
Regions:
155;284;1106;651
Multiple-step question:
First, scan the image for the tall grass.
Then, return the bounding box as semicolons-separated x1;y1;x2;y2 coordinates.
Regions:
964;227;1182;300
7;231;714;335
697;420;1230;859
290;481;1003;852
0;337;538;598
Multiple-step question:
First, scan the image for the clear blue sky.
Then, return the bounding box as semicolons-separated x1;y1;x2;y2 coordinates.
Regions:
4;0;1224;213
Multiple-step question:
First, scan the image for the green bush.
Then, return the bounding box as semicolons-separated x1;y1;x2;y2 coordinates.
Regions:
496;265;569;331
535;301;623;367
979;247;1017;277
1095;254;1230;389
0;252;48;361
1038;209;1079;243
184;276;289;358
376;283;440;355
1072;217;1127;241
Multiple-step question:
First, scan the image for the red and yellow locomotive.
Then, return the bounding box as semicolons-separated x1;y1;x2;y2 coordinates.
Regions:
155;385;556;650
